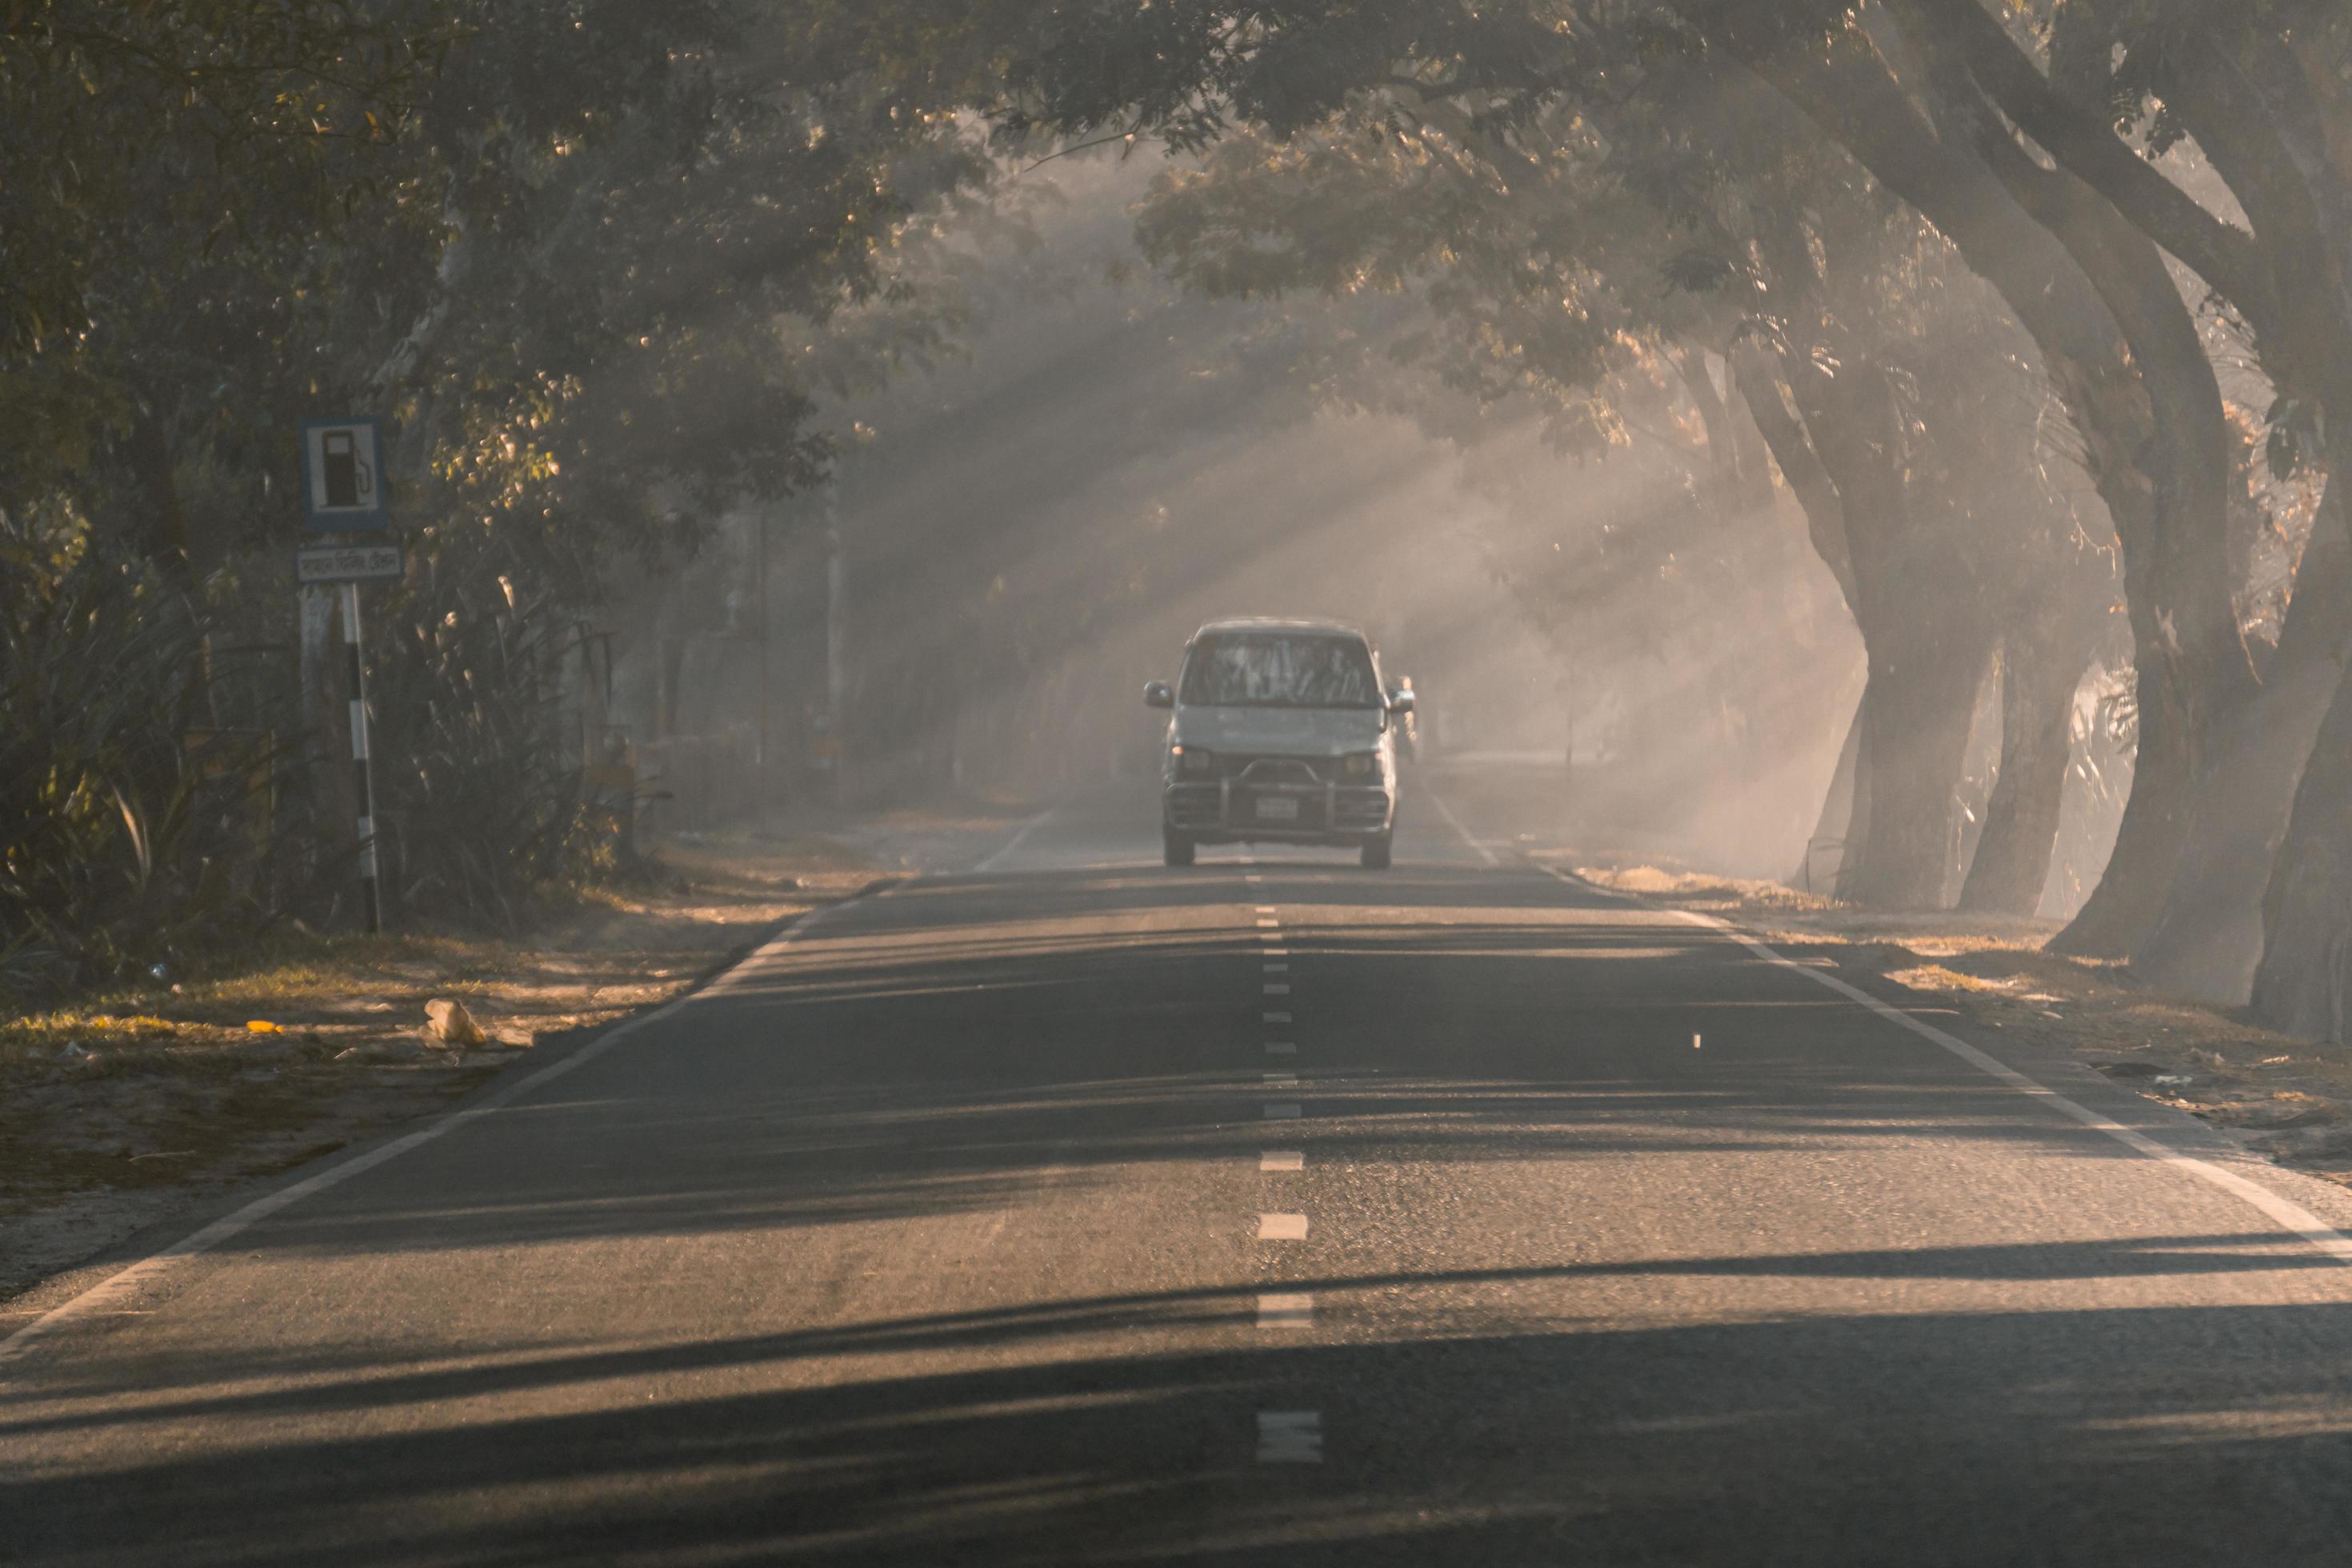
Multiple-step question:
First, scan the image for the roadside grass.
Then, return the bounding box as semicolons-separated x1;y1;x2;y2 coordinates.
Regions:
1562;854;2352;1185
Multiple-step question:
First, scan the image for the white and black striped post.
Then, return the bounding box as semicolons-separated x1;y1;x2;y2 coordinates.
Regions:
341;581;382;934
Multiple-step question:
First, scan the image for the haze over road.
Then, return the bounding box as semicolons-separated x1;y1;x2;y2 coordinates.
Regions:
12;782;2352;1565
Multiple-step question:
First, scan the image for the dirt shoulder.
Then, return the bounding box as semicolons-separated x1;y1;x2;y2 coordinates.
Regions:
1556;852;2352;1187
0;801;1030;1309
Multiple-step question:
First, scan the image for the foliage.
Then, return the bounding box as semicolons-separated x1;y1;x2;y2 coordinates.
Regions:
0;510;274;1005
364;549;610;926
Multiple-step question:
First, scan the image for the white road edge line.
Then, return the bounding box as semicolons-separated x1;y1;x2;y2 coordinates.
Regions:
1422;786;1500;868
973;803;1061;873
0;893;871;1375
1530;863;2352;1266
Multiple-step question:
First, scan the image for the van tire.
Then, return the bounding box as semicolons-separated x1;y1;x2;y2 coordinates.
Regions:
1361;834;1392;870
1164;830;1196;867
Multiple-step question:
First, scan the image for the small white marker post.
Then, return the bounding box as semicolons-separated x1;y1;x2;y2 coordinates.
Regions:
1694;1033;1702;1050
342;582;382;934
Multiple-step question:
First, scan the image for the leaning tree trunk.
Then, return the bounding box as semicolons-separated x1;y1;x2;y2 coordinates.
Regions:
1848;614;1994;909
1960;639;2091;916
2133;471;2352;999
2250;660;2352;1042
1794;358;1994;910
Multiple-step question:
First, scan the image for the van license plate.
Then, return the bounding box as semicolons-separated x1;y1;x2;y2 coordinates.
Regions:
1255;796;1300;822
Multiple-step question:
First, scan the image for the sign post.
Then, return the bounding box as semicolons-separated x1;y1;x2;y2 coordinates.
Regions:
299;418;392;933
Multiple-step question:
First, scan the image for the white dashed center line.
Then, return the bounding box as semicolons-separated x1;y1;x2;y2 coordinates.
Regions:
1258;1213;1309;1240
1263;982;1290;995
1263;1011;1291;1023
1262;1102;1302;1118
1263;962;1289;973
1256;918;1282;930
1260;1150;1304;1170
1263;1074;1298;1087
1257;1410;1323;1463
1264;1042;1297;1055
1257;1293;1314;1330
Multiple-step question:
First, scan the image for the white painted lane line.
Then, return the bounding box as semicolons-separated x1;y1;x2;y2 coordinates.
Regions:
1263;1011;1291;1023
1258;1410;1323;1463
1530;863;2352;1266
1424;786;1500;868
1261;1150;1305;1170
1258;1213;1310;1240
1263;1102;1302;1118
1256;918;1282;929
1263;1074;1298;1087
1258;1293;1314;1329
0;891;872;1376
974;804;1061;872
1254;906;1278;914
1265;1042;1298;1055
1258;933;1284;943
1263;983;1291;995
1263;962;1289;974
1262;946;1290;956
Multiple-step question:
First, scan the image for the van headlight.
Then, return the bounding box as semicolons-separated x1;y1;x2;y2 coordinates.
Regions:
1341;750;1382;779
1171;744;1216;778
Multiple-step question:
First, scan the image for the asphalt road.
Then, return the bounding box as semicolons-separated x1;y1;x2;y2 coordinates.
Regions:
14;778;2352;1565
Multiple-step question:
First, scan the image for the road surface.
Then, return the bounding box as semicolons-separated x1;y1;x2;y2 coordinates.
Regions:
12;777;2352;1565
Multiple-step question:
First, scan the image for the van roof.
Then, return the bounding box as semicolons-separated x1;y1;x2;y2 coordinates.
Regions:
1191;617;1368;640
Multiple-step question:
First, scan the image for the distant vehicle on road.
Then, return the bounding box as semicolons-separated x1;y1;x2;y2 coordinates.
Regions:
1143;618;1413;869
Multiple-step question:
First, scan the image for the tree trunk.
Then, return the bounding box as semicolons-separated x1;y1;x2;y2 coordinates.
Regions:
1960;640;2089;915
1798;360;1994;909
2139;471;2352;996
1848;615;1993;909
1798;692;1865;894
298;585;361;921
2250;660;2352;1042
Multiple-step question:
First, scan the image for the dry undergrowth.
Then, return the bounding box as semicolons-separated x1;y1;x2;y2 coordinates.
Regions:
1565;856;2352;1186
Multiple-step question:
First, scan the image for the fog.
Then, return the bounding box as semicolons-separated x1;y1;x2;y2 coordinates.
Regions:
608;150;2152;903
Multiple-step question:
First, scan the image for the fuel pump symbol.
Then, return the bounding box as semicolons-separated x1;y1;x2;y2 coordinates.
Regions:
322;430;374;509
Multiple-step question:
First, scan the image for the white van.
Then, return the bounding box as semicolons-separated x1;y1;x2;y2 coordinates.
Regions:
1143;618;1411;869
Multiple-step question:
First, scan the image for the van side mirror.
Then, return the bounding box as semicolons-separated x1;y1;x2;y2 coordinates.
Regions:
1143;681;1174;710
1389;689;1415;714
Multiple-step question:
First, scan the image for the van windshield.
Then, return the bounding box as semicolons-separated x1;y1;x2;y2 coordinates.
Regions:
1178;632;1382;710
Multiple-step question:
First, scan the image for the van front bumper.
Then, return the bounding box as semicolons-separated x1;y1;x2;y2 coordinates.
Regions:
1163;778;1394;842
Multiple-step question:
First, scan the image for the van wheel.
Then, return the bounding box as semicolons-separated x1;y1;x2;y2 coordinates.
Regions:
1361;834;1393;870
1164;830;1196;867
